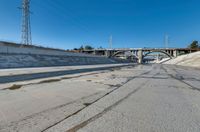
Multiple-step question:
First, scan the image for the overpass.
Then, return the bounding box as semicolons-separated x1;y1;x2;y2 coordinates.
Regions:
82;48;200;63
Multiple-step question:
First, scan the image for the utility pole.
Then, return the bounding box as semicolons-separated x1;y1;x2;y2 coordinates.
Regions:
109;35;112;49
164;34;169;48
20;0;32;45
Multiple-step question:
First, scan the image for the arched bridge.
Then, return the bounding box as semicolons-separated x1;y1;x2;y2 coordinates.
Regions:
143;50;173;59
111;50;139;59
82;48;200;63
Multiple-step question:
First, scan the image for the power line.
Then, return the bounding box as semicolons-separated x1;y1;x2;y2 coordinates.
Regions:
25;0;98;47
32;0;95;43
164;34;169;48
109;35;112;49
20;0;32;45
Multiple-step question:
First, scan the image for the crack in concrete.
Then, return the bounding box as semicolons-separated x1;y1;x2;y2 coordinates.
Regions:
67;88;142;132
162;66;200;92
41;70;152;132
1;65;135;91
0;65;130;84
1;72;99;91
0;92;104;131
1;70;115;91
66;73;155;132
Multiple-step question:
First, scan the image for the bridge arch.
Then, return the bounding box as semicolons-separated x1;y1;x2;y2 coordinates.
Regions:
143;50;173;59
110;51;138;59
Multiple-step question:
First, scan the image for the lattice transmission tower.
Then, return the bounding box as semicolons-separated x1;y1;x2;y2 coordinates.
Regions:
21;0;32;45
109;35;112;49
165;34;169;48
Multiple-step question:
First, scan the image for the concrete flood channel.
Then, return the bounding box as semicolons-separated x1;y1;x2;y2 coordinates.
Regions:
0;64;200;132
0;64;131;84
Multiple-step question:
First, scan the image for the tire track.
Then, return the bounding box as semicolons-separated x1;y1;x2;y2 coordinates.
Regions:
65;71;157;132
42;70;152;132
162;65;200;92
66;84;145;132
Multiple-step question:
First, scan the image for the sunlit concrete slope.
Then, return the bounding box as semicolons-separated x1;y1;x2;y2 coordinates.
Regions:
0;54;129;68
164;51;200;68
0;41;129;68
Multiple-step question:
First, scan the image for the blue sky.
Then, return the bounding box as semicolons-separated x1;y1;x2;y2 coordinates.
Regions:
0;0;199;49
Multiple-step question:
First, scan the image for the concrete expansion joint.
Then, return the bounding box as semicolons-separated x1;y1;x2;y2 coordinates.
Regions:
64;79;155;132
68;73;158;132
91;103;132;119
42;70;153;132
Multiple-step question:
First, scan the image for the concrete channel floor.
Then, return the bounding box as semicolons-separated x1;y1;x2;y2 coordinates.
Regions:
0;64;200;132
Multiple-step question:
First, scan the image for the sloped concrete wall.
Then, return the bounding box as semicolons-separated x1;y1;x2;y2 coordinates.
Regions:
0;42;97;57
0;42;130;68
0;54;118;68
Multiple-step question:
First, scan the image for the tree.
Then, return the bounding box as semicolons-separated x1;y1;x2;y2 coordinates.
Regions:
84;45;94;50
188;40;199;49
98;46;103;49
79;45;84;50
73;45;94;51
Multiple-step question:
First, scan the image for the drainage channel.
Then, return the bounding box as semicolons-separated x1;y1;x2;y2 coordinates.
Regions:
0;64;133;84
1;65;135;91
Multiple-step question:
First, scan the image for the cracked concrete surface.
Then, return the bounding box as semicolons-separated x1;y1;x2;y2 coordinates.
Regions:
0;64;200;132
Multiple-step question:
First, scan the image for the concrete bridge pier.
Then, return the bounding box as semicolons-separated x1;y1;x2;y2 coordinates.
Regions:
81;48;200;64
105;50;111;57
137;49;143;64
173;50;177;57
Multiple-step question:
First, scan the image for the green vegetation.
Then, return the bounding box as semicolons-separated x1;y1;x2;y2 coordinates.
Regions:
188;40;199;49
84;45;94;50
73;45;94;51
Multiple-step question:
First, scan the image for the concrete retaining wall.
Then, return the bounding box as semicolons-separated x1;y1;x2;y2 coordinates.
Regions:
0;54;119;68
0;42;130;68
0;41;98;57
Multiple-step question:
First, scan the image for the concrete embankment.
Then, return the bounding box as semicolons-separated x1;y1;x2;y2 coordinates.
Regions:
164;51;200;68
0;54;127;68
0;41;128;68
